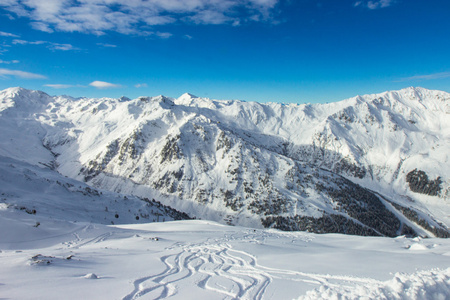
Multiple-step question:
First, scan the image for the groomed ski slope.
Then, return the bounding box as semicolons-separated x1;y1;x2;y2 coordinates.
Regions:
1;210;449;299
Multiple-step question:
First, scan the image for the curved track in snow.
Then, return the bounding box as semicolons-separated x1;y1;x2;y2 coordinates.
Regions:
121;230;379;300
122;242;272;300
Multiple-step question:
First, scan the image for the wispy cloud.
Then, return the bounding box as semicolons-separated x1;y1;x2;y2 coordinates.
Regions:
89;81;121;89
396;72;450;82
0;68;46;79
13;39;46;45
97;43;117;48
0;59;19;64
134;83;148;88
48;43;77;51
12;39;79;51
155;32;173;39
0;31;20;37
0;0;280;35
0;45;11;55
354;0;395;9
188;10;233;25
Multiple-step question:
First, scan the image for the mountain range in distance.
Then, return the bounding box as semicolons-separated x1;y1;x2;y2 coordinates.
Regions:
0;86;448;238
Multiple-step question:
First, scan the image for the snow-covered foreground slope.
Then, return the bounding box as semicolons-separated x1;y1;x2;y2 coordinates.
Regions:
1;213;449;299
0;86;449;237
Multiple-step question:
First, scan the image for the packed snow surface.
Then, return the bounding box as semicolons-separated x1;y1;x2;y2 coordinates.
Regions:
1;214;449;299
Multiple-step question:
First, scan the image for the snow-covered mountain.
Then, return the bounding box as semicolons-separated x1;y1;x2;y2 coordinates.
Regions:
0;86;448;237
0;155;190;225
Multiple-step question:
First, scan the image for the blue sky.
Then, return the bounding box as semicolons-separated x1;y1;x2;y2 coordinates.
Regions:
0;0;449;104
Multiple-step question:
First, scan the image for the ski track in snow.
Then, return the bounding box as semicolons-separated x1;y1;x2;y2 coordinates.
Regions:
60;225;113;249
121;230;378;300
2;218;449;299
122;243;272;300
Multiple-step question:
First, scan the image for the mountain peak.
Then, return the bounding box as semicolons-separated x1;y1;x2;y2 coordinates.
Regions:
118;96;131;102
350;87;450;108
1;86;31;97
181;92;198;99
0;87;51;107
176;93;199;104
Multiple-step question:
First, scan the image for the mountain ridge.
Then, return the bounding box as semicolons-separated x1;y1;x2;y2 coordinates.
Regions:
0;86;448;237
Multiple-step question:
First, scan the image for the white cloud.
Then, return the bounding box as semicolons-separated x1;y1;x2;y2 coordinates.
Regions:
30;21;54;33
12;39;78;51
0;31;20;37
0;0;280;35
89;81;121;89
13;39;46;45
48;43;77;51
97;43;117;48
354;0;394;9
0;59;19;64
134;83;148;88
397;72;450;82
0;68;46;79
0;46;11;55
188;10;232;25
156;32;173;39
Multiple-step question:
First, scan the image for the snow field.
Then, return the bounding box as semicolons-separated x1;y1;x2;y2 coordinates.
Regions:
299;268;450;300
1;215;450;299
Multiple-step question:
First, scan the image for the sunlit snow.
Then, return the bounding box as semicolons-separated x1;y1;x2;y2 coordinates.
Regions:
0;87;449;299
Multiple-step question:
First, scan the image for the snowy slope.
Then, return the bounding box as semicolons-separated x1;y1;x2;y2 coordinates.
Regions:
0;214;449;299
0;155;190;225
0;86;449;237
